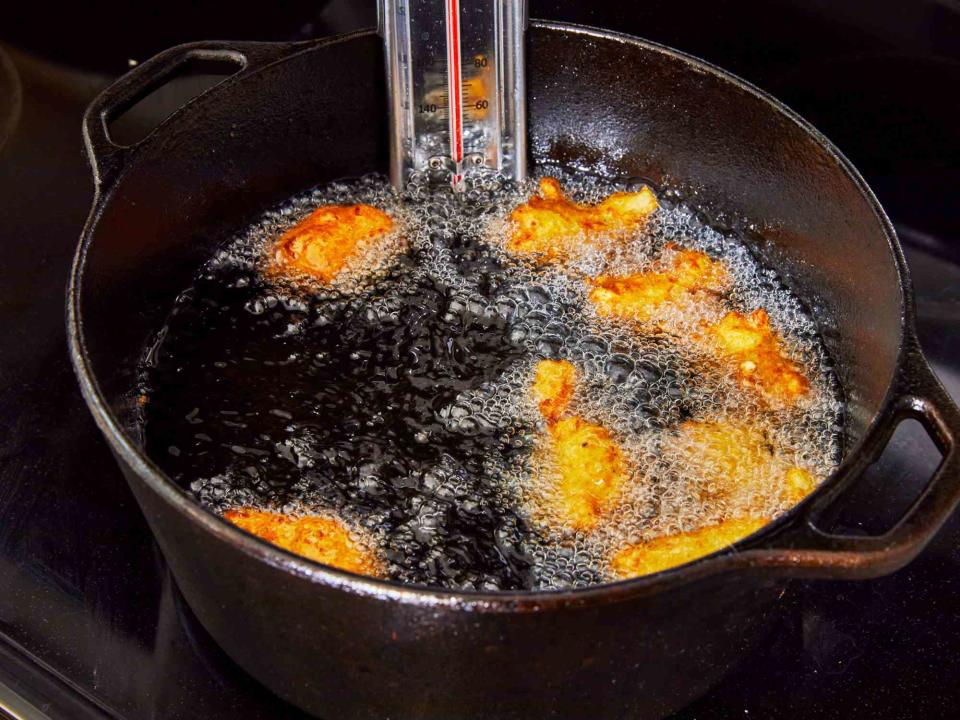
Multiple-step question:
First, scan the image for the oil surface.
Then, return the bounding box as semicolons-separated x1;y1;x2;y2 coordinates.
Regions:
140;172;843;591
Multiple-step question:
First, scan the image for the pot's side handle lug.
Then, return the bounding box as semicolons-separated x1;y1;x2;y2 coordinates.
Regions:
82;41;299;193
746;335;960;579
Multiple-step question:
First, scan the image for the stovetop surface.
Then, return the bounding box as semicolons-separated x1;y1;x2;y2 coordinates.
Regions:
1;2;959;718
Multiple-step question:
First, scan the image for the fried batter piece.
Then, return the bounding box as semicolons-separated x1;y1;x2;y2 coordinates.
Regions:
589;248;729;324
507;177;658;262
224;508;383;577
531;359;630;531
532;359;577;423
607;411;814;578
546;416;630;531
270;204;394;283
671;420;816;508
708;308;809;403
610;517;767;578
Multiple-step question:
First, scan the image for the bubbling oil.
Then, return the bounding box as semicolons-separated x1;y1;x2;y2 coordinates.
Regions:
140;171;843;591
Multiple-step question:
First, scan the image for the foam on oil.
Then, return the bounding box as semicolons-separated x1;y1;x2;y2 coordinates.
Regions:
140;171;843;591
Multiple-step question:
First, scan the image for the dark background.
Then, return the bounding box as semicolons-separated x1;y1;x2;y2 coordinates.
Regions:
0;1;959;718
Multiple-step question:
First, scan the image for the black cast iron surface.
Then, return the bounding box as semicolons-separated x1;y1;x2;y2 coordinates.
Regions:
2;1;960;718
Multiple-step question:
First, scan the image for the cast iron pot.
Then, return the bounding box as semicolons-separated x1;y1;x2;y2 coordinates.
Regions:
69;22;960;720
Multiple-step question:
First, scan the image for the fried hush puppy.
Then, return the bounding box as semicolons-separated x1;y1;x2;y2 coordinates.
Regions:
670;420;816;508
588;248;729;325
224;508;383;577
507;177;658;263
708;308;810;404
531;359;630;531
269;203;394;284
610;517;767;578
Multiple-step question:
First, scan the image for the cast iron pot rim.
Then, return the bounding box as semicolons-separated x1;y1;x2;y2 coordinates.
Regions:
68;21;910;612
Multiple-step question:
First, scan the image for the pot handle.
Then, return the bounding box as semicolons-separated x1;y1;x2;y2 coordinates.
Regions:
746;333;960;579
82;40;299;192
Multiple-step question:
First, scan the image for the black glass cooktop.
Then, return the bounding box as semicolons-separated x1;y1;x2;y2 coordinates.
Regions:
1;2;959;718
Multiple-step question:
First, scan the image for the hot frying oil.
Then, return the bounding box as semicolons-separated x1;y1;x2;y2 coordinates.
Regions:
140;172;843;591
